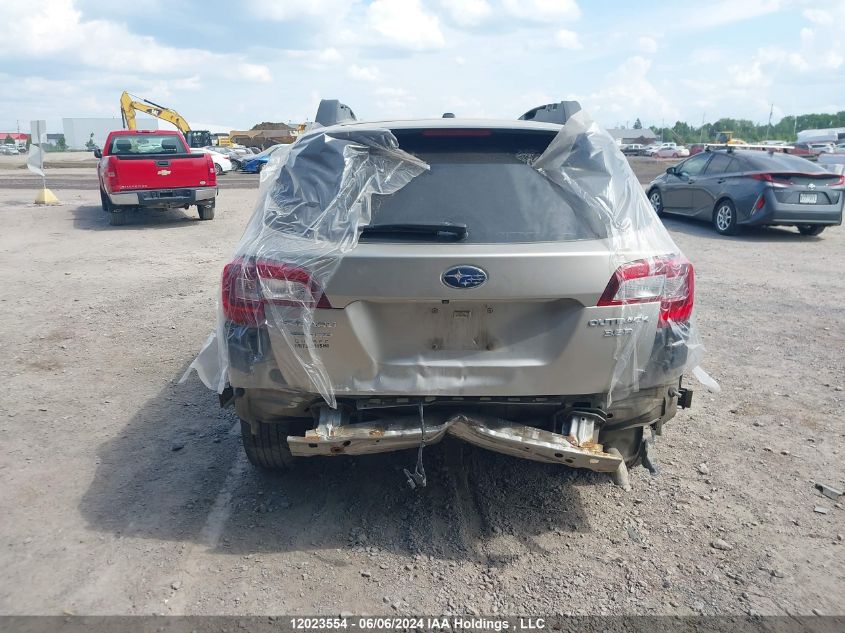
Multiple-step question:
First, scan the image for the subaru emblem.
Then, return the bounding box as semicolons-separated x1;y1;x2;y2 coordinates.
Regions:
442;265;487;289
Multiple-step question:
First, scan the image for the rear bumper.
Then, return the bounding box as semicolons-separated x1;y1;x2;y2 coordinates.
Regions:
744;192;843;226
286;412;623;472
108;187;216;207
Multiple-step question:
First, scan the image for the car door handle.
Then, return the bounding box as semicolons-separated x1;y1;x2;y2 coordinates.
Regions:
687;178;696;184
716;178;726;184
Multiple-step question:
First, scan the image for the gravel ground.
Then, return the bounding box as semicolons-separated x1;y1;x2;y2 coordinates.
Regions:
0;172;842;617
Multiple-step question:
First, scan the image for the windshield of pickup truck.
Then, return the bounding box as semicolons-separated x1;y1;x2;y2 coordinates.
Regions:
108;134;188;155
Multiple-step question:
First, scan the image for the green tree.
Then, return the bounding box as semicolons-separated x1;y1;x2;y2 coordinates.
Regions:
633;118;642;129
56;136;67;151
3;135;13;145
84;132;96;150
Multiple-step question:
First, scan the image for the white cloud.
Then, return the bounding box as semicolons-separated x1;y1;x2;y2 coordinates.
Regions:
365;0;445;51
637;36;658;54
0;0;271;83
438;0;492;26
348;65;381;82
584;56;678;123
683;0;783;29
249;0;353;21
502;0;580;22
554;29;582;50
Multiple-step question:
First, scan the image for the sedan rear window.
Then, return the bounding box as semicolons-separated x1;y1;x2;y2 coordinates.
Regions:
366;130;607;243
742;152;828;173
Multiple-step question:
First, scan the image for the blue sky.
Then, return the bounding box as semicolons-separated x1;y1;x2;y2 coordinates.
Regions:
1;0;843;133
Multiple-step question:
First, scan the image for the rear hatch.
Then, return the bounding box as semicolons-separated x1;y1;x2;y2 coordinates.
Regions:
236;128;690;397
107;134;214;191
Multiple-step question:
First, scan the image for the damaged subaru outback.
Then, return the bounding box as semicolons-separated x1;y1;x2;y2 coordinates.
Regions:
188;100;709;487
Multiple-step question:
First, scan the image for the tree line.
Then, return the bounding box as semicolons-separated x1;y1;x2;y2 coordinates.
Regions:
647;111;845;144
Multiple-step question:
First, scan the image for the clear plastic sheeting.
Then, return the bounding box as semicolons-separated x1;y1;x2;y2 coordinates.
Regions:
186;129;429;407
532;110;712;400
185;109;716;409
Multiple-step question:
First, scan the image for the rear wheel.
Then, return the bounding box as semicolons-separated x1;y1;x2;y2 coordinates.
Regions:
797;224;825;236
240;419;299;471
198;202;215;221
214;163;223;176
108;209;127;226
648;188;664;215
99;188;112;212
713;199;739;235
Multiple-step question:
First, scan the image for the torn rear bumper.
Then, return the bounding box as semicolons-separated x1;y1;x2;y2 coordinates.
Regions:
286;413;622;472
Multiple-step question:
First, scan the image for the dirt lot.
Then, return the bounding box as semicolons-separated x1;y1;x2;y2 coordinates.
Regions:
0;165;843;617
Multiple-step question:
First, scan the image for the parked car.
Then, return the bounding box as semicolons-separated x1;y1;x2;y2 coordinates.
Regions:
622;143;646;156
643;144;662;156
647;149;844;236
239;143;287;173
193;147;233;175
95;130;217;226
789;142;832;158
0;144;20;155
656;145;689;159
204;104;701;483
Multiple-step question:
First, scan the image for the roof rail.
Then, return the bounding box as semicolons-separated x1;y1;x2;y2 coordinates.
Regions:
518;101;581;125
314;99;357;127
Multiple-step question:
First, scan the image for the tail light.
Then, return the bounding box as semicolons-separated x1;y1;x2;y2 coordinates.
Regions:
105;156;119;192
222;257;332;326
597;255;694;326
205;154;216;181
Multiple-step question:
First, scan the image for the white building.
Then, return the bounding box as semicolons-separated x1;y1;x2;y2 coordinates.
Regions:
62;117;158;150
796;127;845;143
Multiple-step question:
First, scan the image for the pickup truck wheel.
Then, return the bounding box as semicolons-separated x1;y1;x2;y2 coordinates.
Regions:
214;164;223;176
797;224;825;236
108;209;127;226
240;419;298;471
198;203;215;221
99;189;112;213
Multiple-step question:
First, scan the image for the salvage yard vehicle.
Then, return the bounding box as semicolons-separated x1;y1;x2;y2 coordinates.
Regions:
239;143;287;173
656;145;689;159
189;100;705;487
96;130;217;226
648;148;844;235
191;147;232;175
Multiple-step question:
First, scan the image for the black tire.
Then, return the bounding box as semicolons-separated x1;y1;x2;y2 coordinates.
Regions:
713;199;740;235
256;162;264;174
797;224;825;236
648;188;664;216
198;203;215;221
214;163;223;176
240;419;297;471
108;209;127;226
99;189;112;213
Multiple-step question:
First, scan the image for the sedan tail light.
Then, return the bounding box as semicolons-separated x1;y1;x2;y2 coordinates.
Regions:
222;258;332;326
597;255;694;326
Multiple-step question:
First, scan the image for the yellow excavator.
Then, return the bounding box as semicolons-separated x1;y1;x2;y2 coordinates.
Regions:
119;91;213;148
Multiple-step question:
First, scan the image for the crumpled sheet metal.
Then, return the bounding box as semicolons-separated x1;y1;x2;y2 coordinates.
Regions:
286;413;623;472
185;109;716;406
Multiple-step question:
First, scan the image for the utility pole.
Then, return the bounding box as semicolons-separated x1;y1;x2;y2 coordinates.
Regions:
699;112;706;142
765;104;773;141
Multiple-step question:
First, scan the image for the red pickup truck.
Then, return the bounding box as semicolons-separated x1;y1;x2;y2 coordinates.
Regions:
95;130;217;226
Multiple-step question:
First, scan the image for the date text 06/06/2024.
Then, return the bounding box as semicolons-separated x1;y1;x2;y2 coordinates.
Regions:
289;617;547;631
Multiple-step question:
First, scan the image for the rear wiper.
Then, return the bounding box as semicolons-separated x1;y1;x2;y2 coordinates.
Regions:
359;223;468;241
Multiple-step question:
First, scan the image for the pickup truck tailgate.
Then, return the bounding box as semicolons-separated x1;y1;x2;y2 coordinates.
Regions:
110;154;212;191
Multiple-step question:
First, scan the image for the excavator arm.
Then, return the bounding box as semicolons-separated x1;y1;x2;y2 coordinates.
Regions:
120;91;192;134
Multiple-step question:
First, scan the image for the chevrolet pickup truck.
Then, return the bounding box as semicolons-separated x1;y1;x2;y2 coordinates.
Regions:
95;130;217;226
